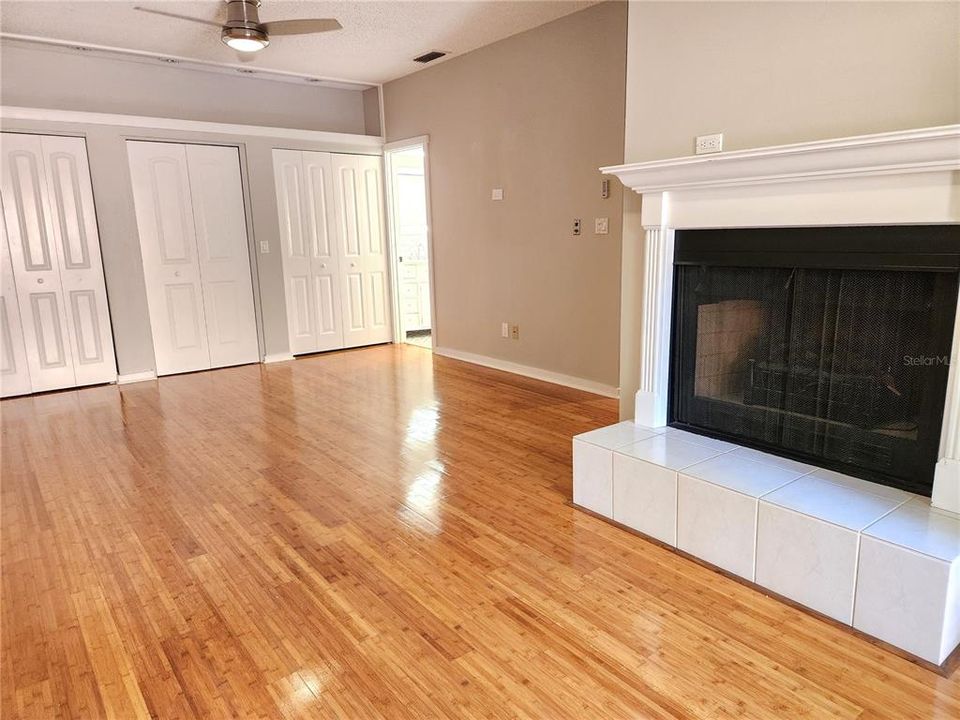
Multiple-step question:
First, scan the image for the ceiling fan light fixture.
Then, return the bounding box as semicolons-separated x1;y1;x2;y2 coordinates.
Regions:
221;26;269;52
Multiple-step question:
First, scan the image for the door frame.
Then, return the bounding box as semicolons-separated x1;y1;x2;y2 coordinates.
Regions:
383;136;437;348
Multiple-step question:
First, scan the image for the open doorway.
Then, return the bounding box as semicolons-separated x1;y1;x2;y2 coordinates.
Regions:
385;138;434;350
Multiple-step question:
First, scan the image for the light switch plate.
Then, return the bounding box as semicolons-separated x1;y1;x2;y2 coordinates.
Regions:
595;217;609;235
259;241;270;253
491;188;503;201
501;322;509;338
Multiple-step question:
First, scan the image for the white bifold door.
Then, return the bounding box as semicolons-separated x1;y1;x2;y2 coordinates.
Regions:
0;133;117;397
127;141;259;376
273;149;344;354
273;150;391;355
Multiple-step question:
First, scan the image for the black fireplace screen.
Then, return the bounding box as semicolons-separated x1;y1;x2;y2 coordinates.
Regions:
669;226;960;495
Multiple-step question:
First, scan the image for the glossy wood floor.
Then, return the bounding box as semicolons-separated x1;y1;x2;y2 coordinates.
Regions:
2;345;958;719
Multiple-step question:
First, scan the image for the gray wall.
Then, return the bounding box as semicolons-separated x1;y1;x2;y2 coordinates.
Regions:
382;2;628;390
1;43;370;133
618;0;960;416
2;44;381;377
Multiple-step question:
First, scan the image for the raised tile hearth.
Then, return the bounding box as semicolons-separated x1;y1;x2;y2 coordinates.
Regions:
573;421;960;665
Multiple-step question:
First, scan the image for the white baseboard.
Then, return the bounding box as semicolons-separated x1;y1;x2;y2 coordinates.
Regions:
433;346;619;398
117;370;156;385
263;353;295;364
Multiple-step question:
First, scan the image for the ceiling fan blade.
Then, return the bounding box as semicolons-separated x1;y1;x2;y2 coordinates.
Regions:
133;6;222;29
261;18;342;36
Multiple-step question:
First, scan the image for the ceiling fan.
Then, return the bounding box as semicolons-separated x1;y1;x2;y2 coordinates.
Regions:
134;0;342;54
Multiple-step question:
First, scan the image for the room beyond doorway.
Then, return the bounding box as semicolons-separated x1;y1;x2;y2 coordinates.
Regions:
385;139;434;351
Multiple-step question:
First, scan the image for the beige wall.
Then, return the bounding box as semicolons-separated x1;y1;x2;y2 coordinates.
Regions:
1;44;370;134
383;1;628;391
624;1;959;162
618;0;960;417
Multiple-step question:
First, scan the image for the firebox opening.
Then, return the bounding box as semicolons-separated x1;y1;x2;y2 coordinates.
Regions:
669;226;960;496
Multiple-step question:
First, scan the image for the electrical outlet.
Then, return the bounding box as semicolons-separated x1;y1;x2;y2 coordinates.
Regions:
501;322;509;338
595;217;609;235
259;241;270;253
510;324;520;340
695;133;723;155
573;218;581;236
491;188;503;201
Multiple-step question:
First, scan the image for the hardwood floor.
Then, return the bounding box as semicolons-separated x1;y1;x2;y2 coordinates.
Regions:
2;344;957;719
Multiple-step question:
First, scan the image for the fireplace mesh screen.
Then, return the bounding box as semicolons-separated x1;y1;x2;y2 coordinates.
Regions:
671;260;958;495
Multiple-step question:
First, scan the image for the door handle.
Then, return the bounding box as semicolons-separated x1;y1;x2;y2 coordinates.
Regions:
174;271;181;277
320;263;326;269
37;278;44;284
350;262;356;268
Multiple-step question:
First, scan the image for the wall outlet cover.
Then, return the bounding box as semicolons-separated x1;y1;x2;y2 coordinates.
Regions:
491;188;504;201
595;217;609;235
510;324;520;340
259;241;270;253
695;133;724;155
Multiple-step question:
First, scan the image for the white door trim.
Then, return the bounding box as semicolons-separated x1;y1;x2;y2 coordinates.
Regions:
1;105;384;153
383;136;430;152
383;136;437;347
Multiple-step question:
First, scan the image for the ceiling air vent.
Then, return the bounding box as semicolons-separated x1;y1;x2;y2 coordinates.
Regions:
413;51;446;64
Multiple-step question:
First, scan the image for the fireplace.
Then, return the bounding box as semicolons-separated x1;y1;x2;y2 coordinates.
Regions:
669;226;959;495
573;126;960;666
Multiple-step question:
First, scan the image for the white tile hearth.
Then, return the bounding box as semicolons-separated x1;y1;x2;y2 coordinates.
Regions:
576;420;664;450
573;421;664;518
677;453;811;580
613;435;731;545
727;446;815;475
571;420;960;665
663;428;739;453
853;499;960;664
756;473;909;623
572;440;614;517
617;433;730;471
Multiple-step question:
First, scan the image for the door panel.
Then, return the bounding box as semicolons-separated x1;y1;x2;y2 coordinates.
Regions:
345;272;364;331
273;150;343;354
315;275;336;334
184;144;259;369
30;292;69;369
165;283;204;350
332;154;392;348
40;135;117;386
67;289;104;364
127;141;210;375
0;213;32;397
1;133;77;391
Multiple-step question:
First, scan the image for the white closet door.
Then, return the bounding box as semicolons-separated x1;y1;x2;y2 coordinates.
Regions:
332;154;391;348
0;208;32;397
273;150;344;354
127;141;210;376
274;150;315;354
301;151;344;352
40;135;117;387
1;133;77;392
184;144;259;368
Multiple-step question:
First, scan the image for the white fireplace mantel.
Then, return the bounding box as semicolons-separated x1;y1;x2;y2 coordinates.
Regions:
601;125;960;513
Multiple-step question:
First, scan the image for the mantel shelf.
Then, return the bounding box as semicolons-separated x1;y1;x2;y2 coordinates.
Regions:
601;125;960;193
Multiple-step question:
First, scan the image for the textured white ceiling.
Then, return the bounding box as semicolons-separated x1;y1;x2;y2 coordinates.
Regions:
0;0;601;84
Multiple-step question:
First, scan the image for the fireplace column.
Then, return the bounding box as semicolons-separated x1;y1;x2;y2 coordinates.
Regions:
933;305;960;514
635;193;674;428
